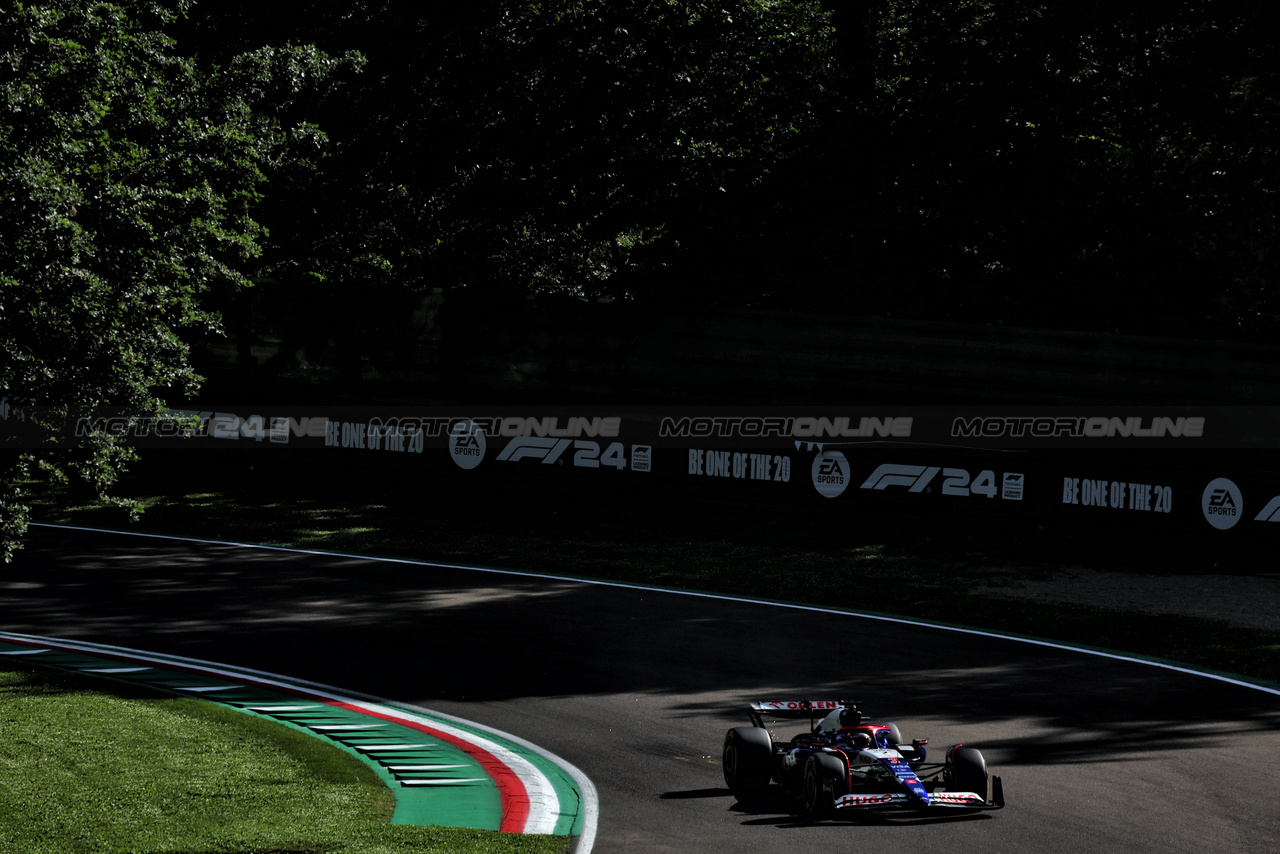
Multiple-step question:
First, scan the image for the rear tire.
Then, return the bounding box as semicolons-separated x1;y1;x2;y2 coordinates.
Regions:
948;747;990;802
802;752;846;820
722;727;773;792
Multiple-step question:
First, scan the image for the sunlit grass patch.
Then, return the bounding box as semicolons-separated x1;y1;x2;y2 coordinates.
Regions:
0;667;567;854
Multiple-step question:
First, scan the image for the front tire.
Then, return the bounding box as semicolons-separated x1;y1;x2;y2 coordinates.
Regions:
802;752;846;820
723;727;773;792
948;747;990;802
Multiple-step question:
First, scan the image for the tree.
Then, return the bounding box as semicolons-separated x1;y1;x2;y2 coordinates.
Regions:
166;2;1280;344
799;1;1280;336
178;2;838;298
0;0;357;560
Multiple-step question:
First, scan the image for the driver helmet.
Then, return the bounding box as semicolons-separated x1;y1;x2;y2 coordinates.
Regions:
849;731;872;750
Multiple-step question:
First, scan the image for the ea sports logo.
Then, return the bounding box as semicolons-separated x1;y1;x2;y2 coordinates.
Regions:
811;450;850;498
1201;477;1242;530
448;420;486;469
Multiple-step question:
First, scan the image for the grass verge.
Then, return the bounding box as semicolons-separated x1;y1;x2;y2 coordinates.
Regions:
0;665;567;854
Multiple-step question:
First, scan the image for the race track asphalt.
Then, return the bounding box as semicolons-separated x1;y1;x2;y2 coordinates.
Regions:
4;526;1279;853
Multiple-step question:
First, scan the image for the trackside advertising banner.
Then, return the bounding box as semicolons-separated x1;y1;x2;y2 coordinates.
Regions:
3;403;1278;540
5;402;1280;450
790;445;1279;538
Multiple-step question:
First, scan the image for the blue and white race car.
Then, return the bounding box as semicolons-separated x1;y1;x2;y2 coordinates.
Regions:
721;699;1005;819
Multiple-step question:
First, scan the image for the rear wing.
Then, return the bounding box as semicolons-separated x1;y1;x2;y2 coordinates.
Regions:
748;700;859;730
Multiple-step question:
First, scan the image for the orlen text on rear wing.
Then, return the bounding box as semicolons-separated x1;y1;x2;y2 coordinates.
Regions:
748;700;855;730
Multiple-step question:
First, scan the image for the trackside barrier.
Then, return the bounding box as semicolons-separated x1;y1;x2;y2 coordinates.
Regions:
6;403;1278;544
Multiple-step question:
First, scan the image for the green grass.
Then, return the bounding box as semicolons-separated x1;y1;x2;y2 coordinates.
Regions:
0;666;568;854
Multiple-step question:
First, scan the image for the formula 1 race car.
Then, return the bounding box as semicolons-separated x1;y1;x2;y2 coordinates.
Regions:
721;699;1004;819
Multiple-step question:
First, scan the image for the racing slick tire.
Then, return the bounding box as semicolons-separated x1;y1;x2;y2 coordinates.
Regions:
723;727;773;792
802;752;847;820
885;722;904;746
948;746;990;802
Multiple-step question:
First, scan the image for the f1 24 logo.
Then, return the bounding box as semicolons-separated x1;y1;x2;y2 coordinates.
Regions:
496;436;636;469
861;464;1023;499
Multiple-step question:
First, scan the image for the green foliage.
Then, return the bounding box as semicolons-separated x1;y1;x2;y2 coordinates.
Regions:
819;1;1280;334
0;0;357;560
408;0;837;299
224;1;1277;331
182;2;836;299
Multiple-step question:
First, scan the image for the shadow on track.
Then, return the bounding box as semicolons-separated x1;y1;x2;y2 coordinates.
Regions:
6;525;1280;778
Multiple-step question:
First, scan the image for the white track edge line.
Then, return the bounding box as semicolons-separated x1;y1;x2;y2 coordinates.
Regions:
31;521;1280;700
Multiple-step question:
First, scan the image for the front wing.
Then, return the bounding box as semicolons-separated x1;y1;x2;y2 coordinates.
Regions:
835;775;1005;812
